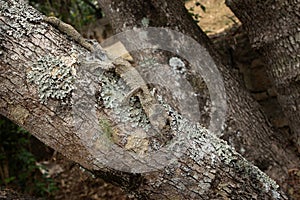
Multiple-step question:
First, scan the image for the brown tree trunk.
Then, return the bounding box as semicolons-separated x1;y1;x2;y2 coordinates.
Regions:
226;0;300;152
0;0;294;199
98;0;300;185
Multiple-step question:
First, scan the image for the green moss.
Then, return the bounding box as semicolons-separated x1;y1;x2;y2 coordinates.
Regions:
99;118;113;140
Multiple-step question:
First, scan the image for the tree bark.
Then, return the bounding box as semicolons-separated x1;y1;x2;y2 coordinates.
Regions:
98;0;300;185
226;0;300;153
0;0;294;199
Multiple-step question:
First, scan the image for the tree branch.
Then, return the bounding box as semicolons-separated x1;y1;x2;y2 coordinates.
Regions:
0;0;290;198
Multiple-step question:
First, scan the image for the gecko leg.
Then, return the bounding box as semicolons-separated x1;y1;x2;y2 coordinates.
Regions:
122;87;143;104
122;86;171;134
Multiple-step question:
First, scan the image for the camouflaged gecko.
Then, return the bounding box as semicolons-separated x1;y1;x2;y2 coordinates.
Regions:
43;16;171;133
112;58;171;133
43;16;95;52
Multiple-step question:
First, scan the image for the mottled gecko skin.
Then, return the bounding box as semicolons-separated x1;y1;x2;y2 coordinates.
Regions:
113;58;171;132
43;16;95;52
43;16;170;133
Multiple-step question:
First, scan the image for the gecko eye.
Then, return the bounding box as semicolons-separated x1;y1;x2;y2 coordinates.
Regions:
148;104;169;131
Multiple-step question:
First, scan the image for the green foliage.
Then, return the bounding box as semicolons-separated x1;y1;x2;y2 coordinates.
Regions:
29;0;102;32
0;116;58;197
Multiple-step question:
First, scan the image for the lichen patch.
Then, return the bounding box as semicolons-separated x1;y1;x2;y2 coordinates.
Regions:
27;55;78;104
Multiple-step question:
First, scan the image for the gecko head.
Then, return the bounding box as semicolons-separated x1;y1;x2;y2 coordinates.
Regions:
148;104;171;132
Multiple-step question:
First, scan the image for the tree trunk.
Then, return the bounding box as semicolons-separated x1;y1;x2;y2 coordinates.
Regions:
0;0;294;199
98;0;300;185
226;0;300;153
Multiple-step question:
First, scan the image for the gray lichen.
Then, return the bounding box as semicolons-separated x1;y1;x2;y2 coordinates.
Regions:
99;72;151;130
27;55;77;104
186;122;282;198
141;17;150;27
1;1;44;39
169;57;187;75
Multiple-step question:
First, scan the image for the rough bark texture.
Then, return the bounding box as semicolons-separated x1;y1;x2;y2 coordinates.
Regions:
98;0;300;186
0;188;37;200
226;0;300;152
0;0;295;199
